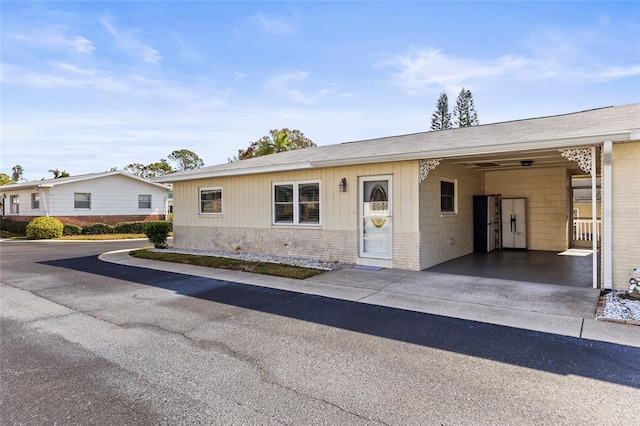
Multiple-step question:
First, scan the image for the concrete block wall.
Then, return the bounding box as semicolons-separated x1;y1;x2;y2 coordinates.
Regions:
611;141;640;288
484;167;569;251
419;161;482;269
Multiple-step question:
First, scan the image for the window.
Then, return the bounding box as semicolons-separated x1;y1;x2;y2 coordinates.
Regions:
440;179;457;214
200;187;222;214
74;192;91;209
9;195;19;214
31;193;40;210
138;194;152;209
273;181;320;225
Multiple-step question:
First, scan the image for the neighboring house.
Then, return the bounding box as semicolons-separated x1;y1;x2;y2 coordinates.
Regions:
155;104;640;290
1;171;171;226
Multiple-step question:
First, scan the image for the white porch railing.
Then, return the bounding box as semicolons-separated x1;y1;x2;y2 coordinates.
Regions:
573;218;602;242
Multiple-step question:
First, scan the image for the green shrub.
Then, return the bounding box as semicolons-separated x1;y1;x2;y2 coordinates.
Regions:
62;224;82;236
0;220;29;235
26;217;64;239
113;221;146;234
143;221;172;249
81;223;115;235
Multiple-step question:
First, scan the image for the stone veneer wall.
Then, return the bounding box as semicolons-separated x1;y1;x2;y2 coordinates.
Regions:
611;141;640;289
175;225;358;265
175;225;423;270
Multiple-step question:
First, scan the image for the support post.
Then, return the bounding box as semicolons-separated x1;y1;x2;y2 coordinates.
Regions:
590;147;598;289
603;141;613;289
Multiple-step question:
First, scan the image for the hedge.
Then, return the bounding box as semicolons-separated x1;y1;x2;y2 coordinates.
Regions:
1;219;172;237
113;221;144;234
26;217;64;239
0;220;28;235
62;224;83;236
81;223;115;235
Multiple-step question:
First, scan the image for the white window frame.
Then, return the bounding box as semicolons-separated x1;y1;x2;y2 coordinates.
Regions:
440;178;457;215
199;186;223;215
74;192;91;209
138;194;152;209
31;192;40;210
272;180;321;226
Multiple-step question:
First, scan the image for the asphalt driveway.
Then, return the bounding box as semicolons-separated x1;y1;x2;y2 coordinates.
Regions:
2;240;639;425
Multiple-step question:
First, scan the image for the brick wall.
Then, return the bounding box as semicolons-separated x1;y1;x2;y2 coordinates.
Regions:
3;214;165;226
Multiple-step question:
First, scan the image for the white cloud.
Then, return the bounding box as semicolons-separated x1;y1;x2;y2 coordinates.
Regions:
7;26;94;54
251;12;298;36
379;29;640;96
101;17;161;64
377;48;531;95
1;61;229;111
265;70;334;105
233;71;248;83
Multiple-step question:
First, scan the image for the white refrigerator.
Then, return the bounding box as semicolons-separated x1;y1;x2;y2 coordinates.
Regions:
501;198;527;249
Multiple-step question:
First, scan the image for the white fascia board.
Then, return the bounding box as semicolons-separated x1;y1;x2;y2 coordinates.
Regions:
311;131;633;167
2;183;42;192
154;162;314;183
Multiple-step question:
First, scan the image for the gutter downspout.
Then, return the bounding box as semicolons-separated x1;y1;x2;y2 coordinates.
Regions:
39;188;49;217
603;141;613;289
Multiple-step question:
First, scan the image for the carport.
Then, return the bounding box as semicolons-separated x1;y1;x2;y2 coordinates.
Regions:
421;141;603;289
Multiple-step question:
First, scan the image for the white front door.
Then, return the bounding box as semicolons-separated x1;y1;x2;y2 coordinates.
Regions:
359;176;392;260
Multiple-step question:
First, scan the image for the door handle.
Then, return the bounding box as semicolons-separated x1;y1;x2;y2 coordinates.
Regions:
511;215;516;233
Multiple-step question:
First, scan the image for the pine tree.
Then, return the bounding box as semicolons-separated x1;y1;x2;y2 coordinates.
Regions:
453;88;479;127
430;91;452;131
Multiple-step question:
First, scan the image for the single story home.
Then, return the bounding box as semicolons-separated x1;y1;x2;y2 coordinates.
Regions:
155;104;640;290
1;170;172;226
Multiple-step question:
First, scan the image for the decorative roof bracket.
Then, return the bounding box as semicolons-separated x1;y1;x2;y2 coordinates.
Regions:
559;147;593;174
419;159;441;183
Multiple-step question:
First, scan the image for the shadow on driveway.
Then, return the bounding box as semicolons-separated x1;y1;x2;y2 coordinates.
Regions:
40;255;640;389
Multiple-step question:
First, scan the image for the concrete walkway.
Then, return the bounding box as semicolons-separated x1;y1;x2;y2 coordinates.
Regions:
100;250;640;348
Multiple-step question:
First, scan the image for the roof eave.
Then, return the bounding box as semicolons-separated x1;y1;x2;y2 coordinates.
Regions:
312;131;634;168
154;130;635;183
154;162;314;183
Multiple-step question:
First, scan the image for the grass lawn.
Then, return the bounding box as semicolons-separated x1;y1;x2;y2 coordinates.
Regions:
129;249;325;280
0;230;24;238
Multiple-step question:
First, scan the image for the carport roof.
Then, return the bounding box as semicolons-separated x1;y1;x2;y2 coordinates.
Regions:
154;103;640;183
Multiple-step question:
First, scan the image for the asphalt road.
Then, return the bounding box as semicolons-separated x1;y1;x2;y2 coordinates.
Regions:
1;240;639;425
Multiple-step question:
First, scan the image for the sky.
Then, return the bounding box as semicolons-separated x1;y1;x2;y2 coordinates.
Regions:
1;1;639;181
